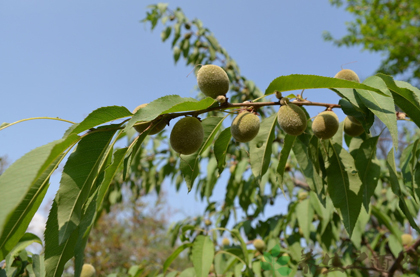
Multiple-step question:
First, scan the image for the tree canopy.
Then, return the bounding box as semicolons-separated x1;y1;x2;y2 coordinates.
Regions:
325;0;420;84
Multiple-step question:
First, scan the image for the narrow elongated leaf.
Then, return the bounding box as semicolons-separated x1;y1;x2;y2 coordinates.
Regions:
44;201;79;277
214;127;232;174
357;76;398;148
250;114;277;179
326;141;362;237
354;136;380;212
192;236;214;277
377;74;420;128
276;134;296;192
56;129;117;244
296;199;313;241
125;95;197;131
386;149;420;232
163;243;193;274
162;98;216;113
333;88;365;110
265;74;387;96
74;191;99;277
32;254;45;277
229;229;250;268
0;134;80;260
179;268;196;277
400;140;419;196
68;106;132;136
97;148;128;210
293;134;323;194
180;116;225;191
371;206;402;239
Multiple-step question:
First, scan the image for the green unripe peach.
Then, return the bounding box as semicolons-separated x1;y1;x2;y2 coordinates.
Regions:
204;219;212;226
343;116;365;137
278;104;307;136
312;111;339;139
298;191;308;201
320;267;328;275
133;104;166;135
81;264;96;277
402;233;413;246
170;117;204;155
197;65;229;99
222;238;230;246
334;69;360;83
231;111;260;142
253;239;265;252
275;91;282;100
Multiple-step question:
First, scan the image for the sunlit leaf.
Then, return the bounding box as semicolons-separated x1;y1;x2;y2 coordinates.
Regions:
0;134;80;260
56;129;117;243
265;74;387;96
250;114;277;179
326;141;362;237
214;127;232;174
192;236;214;277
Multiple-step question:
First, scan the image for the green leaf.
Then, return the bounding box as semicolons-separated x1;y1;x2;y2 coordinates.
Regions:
67;106;132;136
293;134;323;194
356;76;398;148
173;47;181;63
32;254;45;277
250;114;277;179
163;243;193;274
350;206;369;248
124;95;196;132
214;127;232;174
371;206;402;239
206;35;220;50
178;268;196;277
97;148;128;210
376;74;420;128
296;199;313;241
0;134;80;260
161;26;172;42
230;229;250;269
162;97;216;114
56;129;117;244
265;74;387;96
354;136;380;212
74;191;99;277
181;38;190;58
386;149;420;232
44;201;79;277
192;236;214;277
180;116;225;191
400;140;419;196
326;141;362;237
276;135;296;193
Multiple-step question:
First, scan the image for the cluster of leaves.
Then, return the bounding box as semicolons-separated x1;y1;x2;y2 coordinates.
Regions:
1;3;420;277
325;0;420;84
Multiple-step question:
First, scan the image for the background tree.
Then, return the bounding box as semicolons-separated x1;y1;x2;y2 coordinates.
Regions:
324;0;420;85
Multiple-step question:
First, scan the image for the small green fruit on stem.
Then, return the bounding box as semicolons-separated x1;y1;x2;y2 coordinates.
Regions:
197;64;230;99
170;117;204;155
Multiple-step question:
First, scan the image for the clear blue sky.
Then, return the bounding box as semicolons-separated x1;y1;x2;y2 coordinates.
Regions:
0;1;383;227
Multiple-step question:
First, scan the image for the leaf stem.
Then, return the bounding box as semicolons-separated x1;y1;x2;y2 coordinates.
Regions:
0;117;76;131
